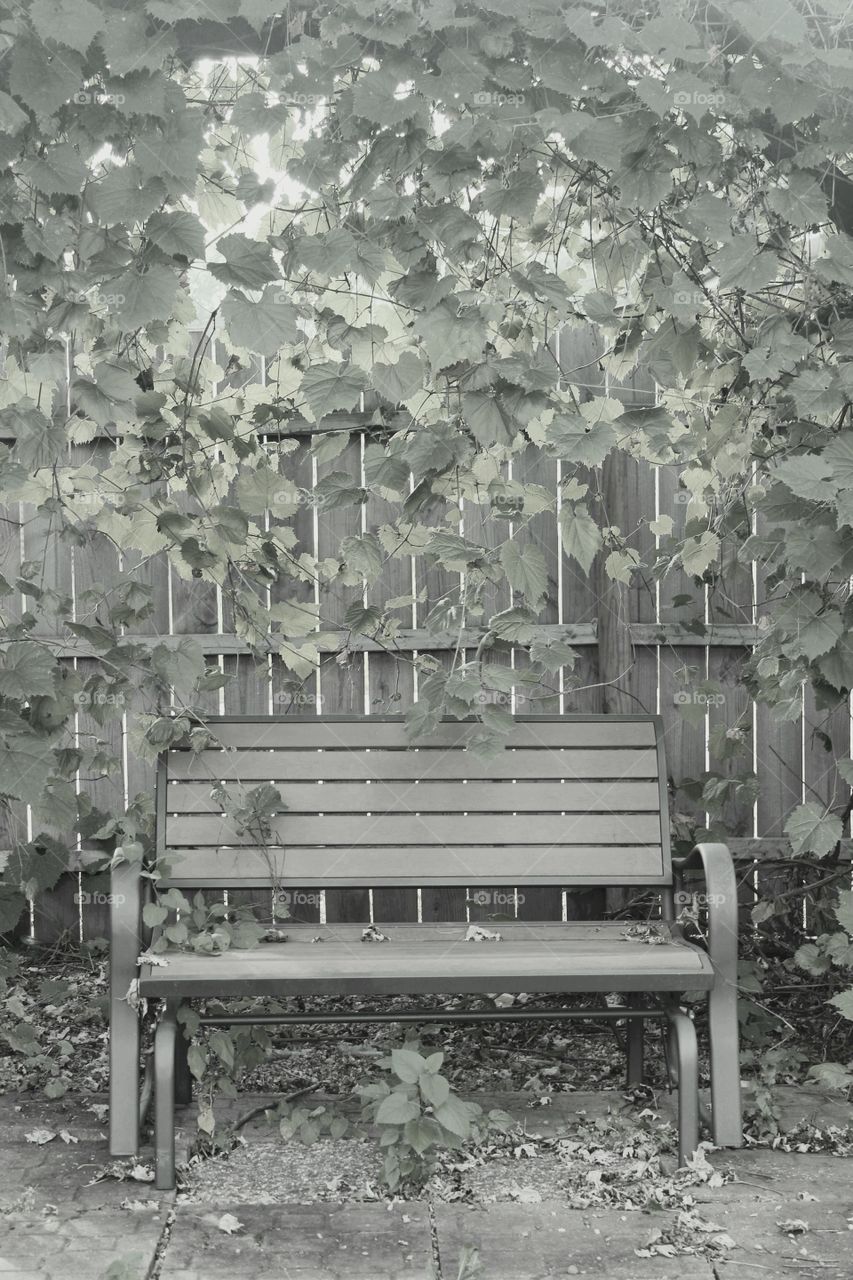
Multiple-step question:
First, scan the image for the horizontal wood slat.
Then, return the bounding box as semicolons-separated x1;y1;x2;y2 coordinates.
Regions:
159;844;667;886
199;718;658;750
165;812;663;848
138;925;713;997
165;779;663;814
1;622;763;659
167;747;661;781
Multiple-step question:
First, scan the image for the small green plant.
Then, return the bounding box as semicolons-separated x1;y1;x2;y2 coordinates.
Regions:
278;1099;350;1144
357;1041;511;1192
144;890;264;955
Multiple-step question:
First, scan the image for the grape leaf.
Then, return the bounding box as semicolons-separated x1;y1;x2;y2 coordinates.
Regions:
559;504;602;573
785;803;842;857
208;234;278;288
221;288;300;356
300;362;367;420
500;541;548;606
145;211;206;261
112;264;180;331
21;145;88;196
0;644;56;700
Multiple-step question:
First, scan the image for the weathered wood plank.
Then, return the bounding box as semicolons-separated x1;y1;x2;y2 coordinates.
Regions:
160;844;667;886
166;812;664;848
167;746;661;781
165;780;663;814
194;718;658;749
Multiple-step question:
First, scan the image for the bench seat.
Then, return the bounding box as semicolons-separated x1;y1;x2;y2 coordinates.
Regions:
139;922;715;998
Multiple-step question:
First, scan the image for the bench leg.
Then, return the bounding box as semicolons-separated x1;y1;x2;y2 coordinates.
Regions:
667;1009;699;1166
154;1002;177;1190
708;981;742;1147
175;1018;192;1107
109;865;141;1157
109;991;140;1156
626;997;644;1085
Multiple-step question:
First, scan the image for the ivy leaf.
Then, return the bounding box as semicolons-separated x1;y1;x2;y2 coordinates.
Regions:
781;607;844;662
825;435;853;488
529;635;578;673
112;264;180;331
463;392;516;447
87;167;166;225
314;471;366;509
344;602;383;636
774;455;836;502
208;234;278;289
221;288;300;357
2;405;66;467
0;90;28;134
500;541;548;607
300;362;367;421
0;644;57;700
9;40;82;117
414;299;486;372
371;351;424;403
680;532;720;578
210;505;249;545
145;211;206;261
477;169;543;222
0;734;57;804
559;504;602;574
785;803;843;858
30;0;104;52
352;67;425;126
364;444;409;494
836;890;853;938
546;414;618;467
818;632;853;693
489;607;537;643
828;989;853;1023
21;145;88;196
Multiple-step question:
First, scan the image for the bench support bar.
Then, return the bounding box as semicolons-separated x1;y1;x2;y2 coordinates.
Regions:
673;843;742;1148
154;1001;179;1191
666;1007;699;1165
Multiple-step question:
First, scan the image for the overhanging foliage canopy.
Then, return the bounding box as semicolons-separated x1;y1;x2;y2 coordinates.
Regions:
3;0;853;916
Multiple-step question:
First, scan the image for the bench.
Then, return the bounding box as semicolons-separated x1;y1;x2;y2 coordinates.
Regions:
109;714;742;1188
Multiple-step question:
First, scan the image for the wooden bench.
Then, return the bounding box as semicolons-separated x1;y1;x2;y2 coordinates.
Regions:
109;714;742;1188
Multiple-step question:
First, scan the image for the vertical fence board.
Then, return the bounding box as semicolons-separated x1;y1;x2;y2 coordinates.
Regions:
316;434;369;924
512;445;562;921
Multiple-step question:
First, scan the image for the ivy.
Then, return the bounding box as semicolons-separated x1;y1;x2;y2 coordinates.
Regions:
2;0;853;1092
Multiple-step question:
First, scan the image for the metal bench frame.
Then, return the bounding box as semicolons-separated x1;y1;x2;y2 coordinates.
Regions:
108;715;742;1188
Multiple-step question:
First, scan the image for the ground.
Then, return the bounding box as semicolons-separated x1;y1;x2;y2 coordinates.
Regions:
2;946;853;1278
2;1087;852;1279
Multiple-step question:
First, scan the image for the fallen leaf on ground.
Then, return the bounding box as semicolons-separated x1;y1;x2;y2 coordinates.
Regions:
25;1128;56;1145
213;1212;243;1234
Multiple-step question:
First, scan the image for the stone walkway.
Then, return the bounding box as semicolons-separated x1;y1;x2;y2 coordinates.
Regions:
1;1089;851;1279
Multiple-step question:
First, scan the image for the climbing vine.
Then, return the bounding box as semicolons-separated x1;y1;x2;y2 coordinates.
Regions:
2;0;853;1081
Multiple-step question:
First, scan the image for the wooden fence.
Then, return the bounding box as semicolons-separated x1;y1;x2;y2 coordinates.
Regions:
2;327;850;944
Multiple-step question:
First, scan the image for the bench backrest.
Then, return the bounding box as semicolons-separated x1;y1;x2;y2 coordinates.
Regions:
157;715;672;890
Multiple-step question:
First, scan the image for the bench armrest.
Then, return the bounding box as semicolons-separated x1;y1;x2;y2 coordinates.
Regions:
110;857;143;994
671;842;738;987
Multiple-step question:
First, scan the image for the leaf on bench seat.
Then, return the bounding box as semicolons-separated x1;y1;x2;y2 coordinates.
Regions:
466;924;502;943
361;925;389;942
621;923;669;945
